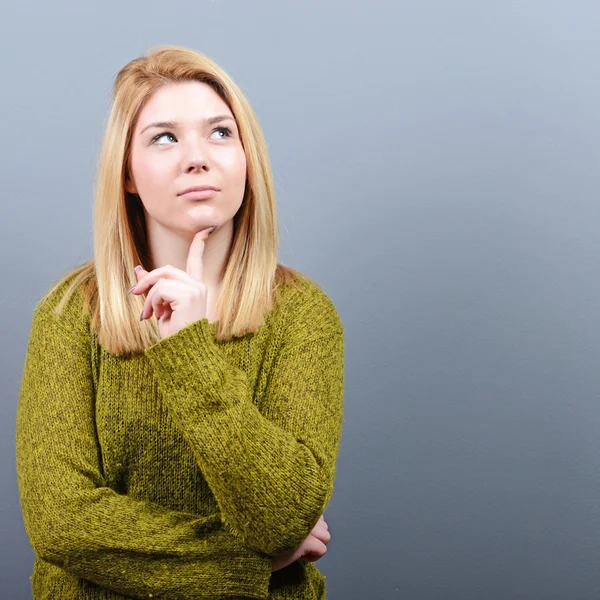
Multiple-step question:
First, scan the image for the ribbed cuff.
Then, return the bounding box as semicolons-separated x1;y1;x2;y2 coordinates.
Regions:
212;550;272;599
143;318;233;401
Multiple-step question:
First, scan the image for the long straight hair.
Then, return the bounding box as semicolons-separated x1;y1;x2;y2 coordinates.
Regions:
41;45;305;355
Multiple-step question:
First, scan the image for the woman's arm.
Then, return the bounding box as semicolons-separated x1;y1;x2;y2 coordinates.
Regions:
143;287;345;558
15;298;273;600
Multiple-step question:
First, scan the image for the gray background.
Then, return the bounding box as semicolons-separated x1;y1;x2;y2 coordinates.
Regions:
2;1;600;598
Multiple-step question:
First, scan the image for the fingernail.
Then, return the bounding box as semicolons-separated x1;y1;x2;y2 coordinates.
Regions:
139;310;144;321
134;265;143;273
127;285;136;294
208;225;217;233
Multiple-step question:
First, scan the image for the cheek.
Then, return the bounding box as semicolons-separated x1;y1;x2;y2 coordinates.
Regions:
224;148;247;182
131;153;171;188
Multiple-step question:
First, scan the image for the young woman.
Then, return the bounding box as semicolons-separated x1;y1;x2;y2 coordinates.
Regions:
15;45;344;599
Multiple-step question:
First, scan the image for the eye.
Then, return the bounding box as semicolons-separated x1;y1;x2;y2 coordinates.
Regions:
151;132;176;145
212;126;233;139
150;126;233;146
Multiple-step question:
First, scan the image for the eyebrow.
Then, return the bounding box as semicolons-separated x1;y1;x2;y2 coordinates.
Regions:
139;115;235;135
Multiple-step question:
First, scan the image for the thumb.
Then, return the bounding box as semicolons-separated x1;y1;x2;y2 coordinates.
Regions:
134;264;148;282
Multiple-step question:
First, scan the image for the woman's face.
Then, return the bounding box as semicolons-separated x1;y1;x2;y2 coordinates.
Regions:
126;81;247;237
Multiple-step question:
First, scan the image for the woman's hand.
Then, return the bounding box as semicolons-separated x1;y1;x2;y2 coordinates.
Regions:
271;515;331;573
128;226;216;339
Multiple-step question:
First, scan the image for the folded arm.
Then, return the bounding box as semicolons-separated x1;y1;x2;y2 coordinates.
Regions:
15;296;273;600
143;288;345;557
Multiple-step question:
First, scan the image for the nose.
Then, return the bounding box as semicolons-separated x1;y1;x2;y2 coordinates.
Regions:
185;154;209;173
182;138;210;173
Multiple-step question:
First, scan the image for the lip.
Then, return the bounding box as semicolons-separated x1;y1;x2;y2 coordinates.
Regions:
179;189;219;200
178;185;220;196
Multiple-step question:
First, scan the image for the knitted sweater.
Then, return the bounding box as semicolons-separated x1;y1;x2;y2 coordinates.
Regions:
15;269;345;600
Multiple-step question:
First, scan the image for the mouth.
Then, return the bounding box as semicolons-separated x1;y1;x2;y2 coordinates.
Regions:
179;189;219;200
178;185;220;196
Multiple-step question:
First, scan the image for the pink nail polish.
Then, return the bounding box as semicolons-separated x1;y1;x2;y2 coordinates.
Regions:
140;310;144;321
134;265;143;273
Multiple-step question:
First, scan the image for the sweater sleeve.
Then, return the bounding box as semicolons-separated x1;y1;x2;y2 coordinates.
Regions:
15;293;273;600
143;287;345;557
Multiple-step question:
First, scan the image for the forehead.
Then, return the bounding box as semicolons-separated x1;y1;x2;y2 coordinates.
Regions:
136;81;233;129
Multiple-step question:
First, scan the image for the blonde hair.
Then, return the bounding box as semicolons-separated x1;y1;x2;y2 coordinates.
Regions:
41;45;306;355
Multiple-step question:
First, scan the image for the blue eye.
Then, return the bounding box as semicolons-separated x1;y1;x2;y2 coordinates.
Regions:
152;132;176;145
212;126;233;139
151;127;233;145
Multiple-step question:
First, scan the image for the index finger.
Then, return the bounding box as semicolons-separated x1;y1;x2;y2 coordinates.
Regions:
187;227;214;281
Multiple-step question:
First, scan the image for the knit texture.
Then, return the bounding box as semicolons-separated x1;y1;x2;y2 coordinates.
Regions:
15;270;344;599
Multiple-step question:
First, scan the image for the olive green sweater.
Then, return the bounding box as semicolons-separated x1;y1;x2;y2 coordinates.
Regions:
15;270;344;599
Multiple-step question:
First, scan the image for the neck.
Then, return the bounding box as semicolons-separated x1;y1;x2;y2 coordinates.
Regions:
145;218;232;290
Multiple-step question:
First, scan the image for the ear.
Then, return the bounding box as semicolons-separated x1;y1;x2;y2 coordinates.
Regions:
125;177;138;195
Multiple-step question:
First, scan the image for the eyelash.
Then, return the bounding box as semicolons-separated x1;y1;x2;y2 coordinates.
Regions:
151;126;233;145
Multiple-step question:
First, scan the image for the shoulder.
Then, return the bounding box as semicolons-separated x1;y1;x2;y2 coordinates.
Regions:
275;269;344;345
31;262;94;335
